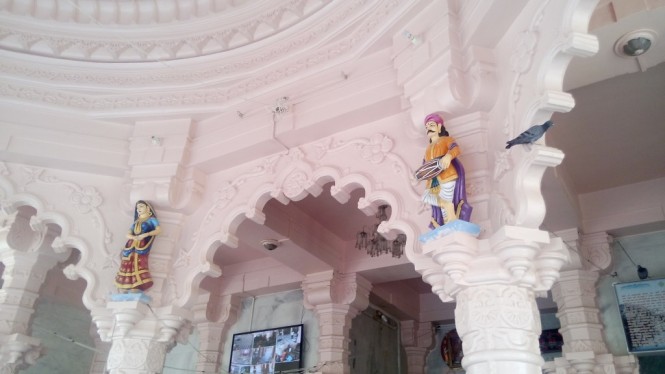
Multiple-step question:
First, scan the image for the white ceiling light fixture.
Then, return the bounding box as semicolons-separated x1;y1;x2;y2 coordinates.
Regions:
614;29;657;57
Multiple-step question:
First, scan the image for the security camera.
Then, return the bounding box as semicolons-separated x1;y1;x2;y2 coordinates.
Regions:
261;239;280;251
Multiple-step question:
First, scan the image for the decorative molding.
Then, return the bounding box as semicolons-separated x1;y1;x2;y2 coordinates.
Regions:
0;163;118;309
0;0;335;62
313;133;422;203
455;284;542;369
0;0;408;114
11;166;112;257
106;338;167;372
191;153;282;249
579;232;613;272
419;225;567;306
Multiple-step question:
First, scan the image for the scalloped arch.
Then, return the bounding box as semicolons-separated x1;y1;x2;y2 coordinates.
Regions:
177;167;420;307
0;188;99;310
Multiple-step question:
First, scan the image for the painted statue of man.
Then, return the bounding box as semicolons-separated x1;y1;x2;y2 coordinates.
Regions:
417;113;472;229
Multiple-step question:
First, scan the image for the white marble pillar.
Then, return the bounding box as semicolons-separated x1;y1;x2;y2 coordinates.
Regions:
415;226;569;374
92;301;190;374
191;294;240;373
302;271;371;374
549;232;638;373
401;320;433;374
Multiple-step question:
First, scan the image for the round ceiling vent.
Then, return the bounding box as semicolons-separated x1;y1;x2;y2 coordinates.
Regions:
614;29;658;57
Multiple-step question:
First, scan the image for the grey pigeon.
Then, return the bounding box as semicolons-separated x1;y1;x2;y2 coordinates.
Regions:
505;120;554;149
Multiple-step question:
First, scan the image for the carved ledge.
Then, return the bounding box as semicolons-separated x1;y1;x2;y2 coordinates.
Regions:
0;333;42;373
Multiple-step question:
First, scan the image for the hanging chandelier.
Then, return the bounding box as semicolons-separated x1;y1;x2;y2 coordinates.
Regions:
355;205;406;258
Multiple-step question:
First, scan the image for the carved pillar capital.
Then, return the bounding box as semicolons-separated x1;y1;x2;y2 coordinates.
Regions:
92;300;192;374
614;355;639;374
417;225;568;374
302;271;372;374
579;232;613;272
419;226;568;301
302;271;371;315
0;333;42;374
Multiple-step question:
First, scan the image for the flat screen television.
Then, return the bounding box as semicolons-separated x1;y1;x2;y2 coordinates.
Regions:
229;324;304;374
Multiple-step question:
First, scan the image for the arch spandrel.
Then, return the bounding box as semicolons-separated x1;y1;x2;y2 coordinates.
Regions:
0;163;130;310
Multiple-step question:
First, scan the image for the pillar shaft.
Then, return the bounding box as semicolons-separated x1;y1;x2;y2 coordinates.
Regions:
401;321;432;374
303;271;371;374
548;231;631;373
92;301;191;374
456;285;543;374
552;269;607;355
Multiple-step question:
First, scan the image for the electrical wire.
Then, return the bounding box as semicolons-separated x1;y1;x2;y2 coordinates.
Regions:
32;324;103;353
615;240;638;267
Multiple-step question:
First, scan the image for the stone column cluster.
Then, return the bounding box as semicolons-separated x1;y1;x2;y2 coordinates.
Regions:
544;232;639;374
302;270;371;374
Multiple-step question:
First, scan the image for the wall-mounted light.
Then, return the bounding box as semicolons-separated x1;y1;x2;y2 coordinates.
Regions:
617;240;649;281
151;136;162;146
261;239;280;251
637;265;649;280
614;29;657;57
402;30;422;46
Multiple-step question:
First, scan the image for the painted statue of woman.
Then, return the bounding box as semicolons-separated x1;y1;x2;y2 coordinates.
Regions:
114;200;161;292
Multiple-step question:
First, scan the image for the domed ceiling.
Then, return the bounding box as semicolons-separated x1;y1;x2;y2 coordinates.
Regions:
0;0;414;114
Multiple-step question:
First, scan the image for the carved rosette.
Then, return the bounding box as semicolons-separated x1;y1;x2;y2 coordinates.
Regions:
106;338;167;374
455;285;543;372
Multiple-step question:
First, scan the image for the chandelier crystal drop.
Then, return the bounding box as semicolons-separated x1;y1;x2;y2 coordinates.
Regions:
355;205;406;258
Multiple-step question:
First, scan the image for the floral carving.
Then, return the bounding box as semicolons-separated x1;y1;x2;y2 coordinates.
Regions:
282;170;309;199
70;186;102;213
359;134;393;164
510;30;538;74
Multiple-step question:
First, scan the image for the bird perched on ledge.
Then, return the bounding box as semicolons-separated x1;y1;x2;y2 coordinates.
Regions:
505;120;554;149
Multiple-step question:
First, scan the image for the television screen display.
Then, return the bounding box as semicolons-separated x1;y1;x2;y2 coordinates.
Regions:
229;324;303;374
